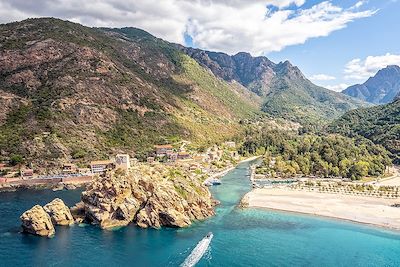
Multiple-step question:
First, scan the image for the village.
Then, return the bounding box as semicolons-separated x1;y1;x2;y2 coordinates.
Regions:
0;141;241;191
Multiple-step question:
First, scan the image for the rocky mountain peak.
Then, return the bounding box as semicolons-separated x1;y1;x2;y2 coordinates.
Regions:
343;65;400;104
275;60;304;79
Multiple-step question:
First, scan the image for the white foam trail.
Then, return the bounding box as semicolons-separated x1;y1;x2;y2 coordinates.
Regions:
181;233;213;267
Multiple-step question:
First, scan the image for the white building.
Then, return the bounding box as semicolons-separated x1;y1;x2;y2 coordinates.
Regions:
115;154;130;172
224;141;236;148
90;160;114;174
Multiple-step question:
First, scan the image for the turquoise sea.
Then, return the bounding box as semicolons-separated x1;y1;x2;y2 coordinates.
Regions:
1;161;400;266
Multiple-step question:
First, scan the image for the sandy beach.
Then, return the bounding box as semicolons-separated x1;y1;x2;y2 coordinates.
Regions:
244;188;400;230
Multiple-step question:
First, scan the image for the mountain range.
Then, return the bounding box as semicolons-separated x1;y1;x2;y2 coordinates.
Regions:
343;65;400;104
0;18;367;167
178;46;366;124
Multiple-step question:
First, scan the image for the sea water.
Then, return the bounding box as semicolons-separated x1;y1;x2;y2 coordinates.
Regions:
1;161;400;266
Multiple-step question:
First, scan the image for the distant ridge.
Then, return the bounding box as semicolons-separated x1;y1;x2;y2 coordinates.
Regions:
177;46;367;124
343;65;400;104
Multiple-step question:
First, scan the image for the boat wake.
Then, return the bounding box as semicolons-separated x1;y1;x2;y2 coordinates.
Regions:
181;232;213;267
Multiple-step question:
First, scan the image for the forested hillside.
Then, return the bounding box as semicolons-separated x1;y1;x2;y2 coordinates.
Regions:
239;129;391;180
329;99;400;163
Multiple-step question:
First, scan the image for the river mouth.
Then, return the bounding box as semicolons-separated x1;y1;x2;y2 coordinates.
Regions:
1;160;400;266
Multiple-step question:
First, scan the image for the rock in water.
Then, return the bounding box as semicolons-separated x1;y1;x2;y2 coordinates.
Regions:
81;165;215;229
20;205;55;237
44;198;74;226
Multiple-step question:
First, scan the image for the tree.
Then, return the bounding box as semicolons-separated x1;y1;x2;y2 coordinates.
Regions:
339;159;351;178
350;161;370;180
10;154;23;166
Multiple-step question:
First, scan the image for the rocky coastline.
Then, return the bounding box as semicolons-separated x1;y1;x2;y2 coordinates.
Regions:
79;166;216;229
20;164;217;237
0;180;90;193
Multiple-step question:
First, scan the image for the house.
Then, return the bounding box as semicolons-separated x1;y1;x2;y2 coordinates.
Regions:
189;163;201;171
154;145;173;157
115;154;130;172
130;157;138;166
62;163;77;174
224;141;236;148
168;153;178;162
90;160;115;174
147;157;155;164
0;163;12;173
208;152;221;162
177;152;191;160
77;168;91;174
269;159;276;168
21;168;34;178
192;155;205;162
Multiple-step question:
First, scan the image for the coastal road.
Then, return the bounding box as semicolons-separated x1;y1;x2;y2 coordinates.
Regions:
375;166;400;186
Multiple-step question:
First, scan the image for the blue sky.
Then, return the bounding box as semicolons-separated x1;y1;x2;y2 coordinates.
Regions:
268;0;400;90
1;0;399;91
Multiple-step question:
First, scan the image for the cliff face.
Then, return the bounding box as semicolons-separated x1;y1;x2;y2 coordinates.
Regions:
80;166;215;229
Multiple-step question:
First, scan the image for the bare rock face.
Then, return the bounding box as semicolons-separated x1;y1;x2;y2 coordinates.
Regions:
43;198;74;226
81;166;215;229
20;205;55;237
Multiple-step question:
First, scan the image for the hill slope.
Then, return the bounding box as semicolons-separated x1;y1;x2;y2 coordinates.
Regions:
328;99;400;162
178;47;366;125
0;18;260;169
343;65;400;104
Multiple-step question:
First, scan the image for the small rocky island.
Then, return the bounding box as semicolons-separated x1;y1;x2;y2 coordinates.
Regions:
20;198;73;237
20;164;216;237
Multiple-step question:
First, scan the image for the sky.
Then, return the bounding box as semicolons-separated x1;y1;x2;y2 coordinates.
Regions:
0;0;399;91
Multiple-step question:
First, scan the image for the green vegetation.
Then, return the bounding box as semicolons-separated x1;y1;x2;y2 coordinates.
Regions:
329;99;400;163
0;18;260;166
261;76;367;126
240;129;391;180
102;109;185;160
10;154;24;166
177;54;260;119
0;105;33;156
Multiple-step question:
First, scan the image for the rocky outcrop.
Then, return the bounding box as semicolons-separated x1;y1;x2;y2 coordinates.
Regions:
20;205;55;237
238;193;250;208
80;165;216;229
43;198;74;226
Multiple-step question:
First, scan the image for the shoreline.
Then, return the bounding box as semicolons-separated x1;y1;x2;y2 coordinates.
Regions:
239;155;261;163
252;204;400;232
242;188;400;231
0;177;92;192
204;156;260;185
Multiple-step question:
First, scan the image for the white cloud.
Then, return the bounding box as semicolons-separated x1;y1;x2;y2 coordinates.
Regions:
0;0;376;55
309;74;336;81
344;53;400;80
325;83;350;92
